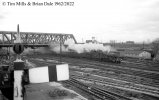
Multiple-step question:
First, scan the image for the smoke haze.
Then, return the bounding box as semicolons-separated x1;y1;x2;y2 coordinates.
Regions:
21;39;116;54
49;39;116;53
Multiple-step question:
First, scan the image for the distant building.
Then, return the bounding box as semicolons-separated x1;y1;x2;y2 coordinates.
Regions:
119;50;151;59
86;40;93;43
86;37;98;44
110;40;115;43
139;51;151;59
126;41;135;44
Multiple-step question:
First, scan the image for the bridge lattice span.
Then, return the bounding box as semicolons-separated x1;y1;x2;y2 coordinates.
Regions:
0;31;77;47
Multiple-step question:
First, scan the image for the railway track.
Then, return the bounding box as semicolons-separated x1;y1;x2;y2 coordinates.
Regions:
121;61;159;73
27;54;159;72
70;74;159;98
70;68;159;88
29;55;159;74
27;56;159;87
27;57;159;90
73;62;159;80
27;59;159;97
124;57;159;65
26;55;159;98
44;54;159;71
64;78;133;100
38;56;159;81
44;55;159;70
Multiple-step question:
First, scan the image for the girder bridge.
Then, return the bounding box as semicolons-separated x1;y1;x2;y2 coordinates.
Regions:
0;31;77;48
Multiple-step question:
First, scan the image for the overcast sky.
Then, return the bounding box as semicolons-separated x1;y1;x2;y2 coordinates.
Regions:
0;0;159;43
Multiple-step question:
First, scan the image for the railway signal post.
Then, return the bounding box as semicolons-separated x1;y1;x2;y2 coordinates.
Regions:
13;43;25;100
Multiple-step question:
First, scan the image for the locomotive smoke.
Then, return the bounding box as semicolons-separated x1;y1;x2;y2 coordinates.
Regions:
49;42;68;53
49;39;116;53
22;39;116;54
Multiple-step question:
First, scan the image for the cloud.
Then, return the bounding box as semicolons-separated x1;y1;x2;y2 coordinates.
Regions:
0;0;159;43
0;10;5;19
0;15;4;19
0;7;8;20
121;0;159;41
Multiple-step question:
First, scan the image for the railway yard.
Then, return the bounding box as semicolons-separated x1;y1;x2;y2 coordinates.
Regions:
22;54;159;100
1;1;159;99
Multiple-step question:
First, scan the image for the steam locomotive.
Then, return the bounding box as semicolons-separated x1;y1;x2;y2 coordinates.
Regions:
54;50;122;63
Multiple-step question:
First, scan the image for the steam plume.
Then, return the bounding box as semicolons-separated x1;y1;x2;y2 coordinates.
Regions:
49;39;116;53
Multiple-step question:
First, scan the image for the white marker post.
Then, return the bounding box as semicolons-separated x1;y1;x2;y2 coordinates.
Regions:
13;59;25;100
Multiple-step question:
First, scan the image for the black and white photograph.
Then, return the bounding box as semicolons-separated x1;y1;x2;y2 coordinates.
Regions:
0;0;159;100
